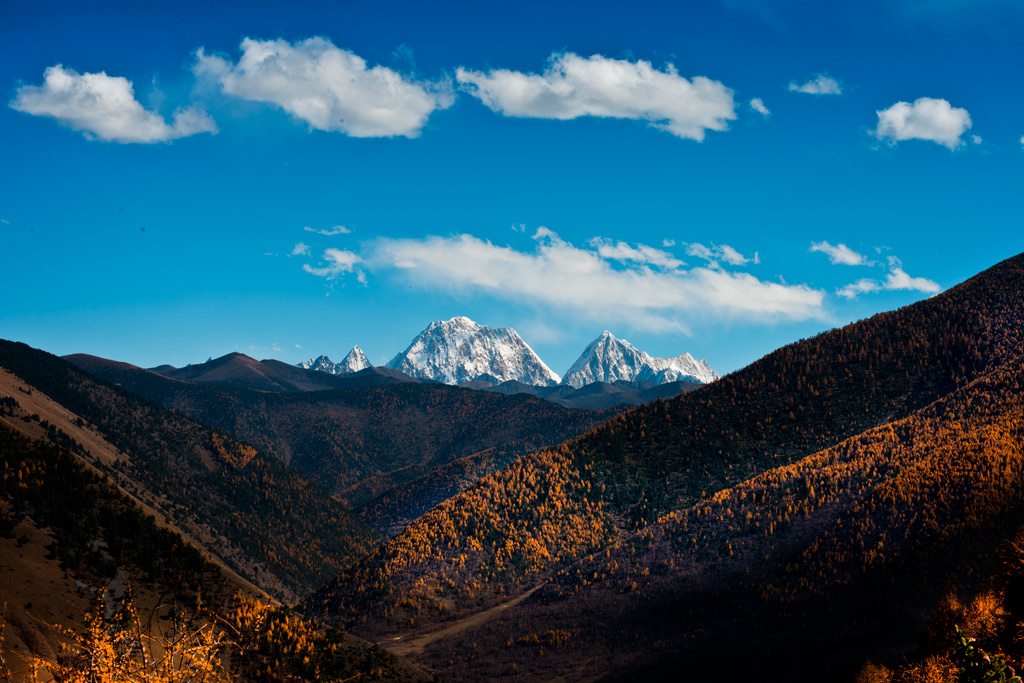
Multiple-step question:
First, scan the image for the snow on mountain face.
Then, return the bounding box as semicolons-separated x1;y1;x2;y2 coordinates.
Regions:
561;331;718;389
298;346;371;375
338;345;371;374
299;355;339;374
386;316;561;386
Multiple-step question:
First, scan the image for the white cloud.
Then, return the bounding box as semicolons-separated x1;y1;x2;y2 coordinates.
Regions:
1019;135;1024;148
195;37;453;138
290;242;311;256
788;75;842;95
971;134;982;145
362;230;823;331
687;243;714;261
750;97;770;116
883;256;941;294
302;247;362;279
589;238;685;269
837;279;882;299
10;65;216;143
718;244;753;266
456;52;736;141
687;242;755;266
662;239;676;247
810;241;873;266
837;256;939;299
304;225;350;235
873;97;972;149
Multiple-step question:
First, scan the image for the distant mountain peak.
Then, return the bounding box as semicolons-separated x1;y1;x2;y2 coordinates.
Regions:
386;317;561;386
562;331;718;389
299;346;372;376
338;346;371;374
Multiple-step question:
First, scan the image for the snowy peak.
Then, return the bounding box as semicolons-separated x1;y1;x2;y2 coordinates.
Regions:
561;331;718;389
338;345;371;374
299;354;339;374
386;317;561;386
298;346;372;375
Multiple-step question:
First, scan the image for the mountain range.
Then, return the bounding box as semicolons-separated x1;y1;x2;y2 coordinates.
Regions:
561;330;719;387
298;317;719;391
8;252;1024;681
62;351;621;537
304;252;1024;681
299;345;372;375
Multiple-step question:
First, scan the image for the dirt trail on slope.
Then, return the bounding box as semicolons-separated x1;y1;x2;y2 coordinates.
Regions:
380;584;545;658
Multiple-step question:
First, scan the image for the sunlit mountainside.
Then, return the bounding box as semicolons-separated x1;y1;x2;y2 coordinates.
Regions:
303;252;1024;679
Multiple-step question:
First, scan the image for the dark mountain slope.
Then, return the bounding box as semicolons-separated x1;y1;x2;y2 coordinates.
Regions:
62;356;618;515
0;416;429;683
419;343;1024;681
349;440;570;537
305;252;1024;639
69;351;413;393
556;251;1024;529
0;340;380;599
483;377;703;410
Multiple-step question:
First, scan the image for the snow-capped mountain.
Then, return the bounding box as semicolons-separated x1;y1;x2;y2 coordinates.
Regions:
337;346;371;374
386;316;561;386
561;331;718;389
299;355;338;374
298;346;371;375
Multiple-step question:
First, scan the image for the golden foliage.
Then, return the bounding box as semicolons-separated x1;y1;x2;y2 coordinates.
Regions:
3;587;421;683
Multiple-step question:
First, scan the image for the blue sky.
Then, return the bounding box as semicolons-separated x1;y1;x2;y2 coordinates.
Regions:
2;0;1022;378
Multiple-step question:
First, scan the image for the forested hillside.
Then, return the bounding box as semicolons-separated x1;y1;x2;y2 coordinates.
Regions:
0;341;379;599
306;252;1024;655
0;415;428;683
64;356;619;531
421;353;1024;680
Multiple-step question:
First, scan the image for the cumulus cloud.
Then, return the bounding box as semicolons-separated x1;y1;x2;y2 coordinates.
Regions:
302;248;362;279
873;97;972;149
195;37;453;138
304;225;350;235
455;52;736;141
810;241;873;266
290;242;311;256
837;256;940;299
687;242;756;266
10;65;216;143
360;230;822;331
750;97;770;116
788;75;842;95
